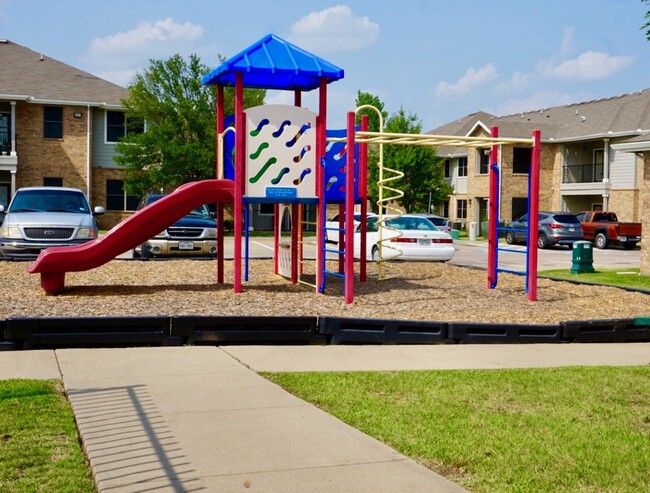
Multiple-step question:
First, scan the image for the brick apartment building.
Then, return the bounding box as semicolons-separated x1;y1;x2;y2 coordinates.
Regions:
0;39;137;229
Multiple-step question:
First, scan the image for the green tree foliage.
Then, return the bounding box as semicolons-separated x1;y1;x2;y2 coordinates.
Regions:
643;0;650;40
383;108;453;213
115;54;265;195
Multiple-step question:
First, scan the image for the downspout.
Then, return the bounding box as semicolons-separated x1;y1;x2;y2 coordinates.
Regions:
86;105;91;202
602;138;610;210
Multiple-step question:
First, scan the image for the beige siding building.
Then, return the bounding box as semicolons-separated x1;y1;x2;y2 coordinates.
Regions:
0;39;136;229
431;90;649;232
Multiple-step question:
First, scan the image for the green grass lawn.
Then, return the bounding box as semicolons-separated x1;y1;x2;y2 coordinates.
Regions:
0;380;95;493
3;369;649;492
540;267;650;291
265;367;650;493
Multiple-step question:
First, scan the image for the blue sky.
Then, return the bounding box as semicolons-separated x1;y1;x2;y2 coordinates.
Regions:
2;0;649;130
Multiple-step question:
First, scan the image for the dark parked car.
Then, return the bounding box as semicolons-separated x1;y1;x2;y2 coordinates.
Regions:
505;211;583;249
133;193;217;258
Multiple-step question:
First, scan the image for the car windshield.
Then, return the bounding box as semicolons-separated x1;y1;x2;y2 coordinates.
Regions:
9;189;90;214
145;195;212;218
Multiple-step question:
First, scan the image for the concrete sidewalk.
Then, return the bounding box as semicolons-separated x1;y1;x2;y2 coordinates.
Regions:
2;344;649;492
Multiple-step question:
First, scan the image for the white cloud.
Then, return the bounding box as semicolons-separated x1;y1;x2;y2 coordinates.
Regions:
495;71;530;93
538;51;634;81
289;5;379;53
95;69;138;88
559;26;576;58
436;64;498;96
87;18;203;67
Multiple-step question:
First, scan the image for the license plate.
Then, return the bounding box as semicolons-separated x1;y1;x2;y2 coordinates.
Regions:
418;239;431;246
178;241;194;250
568;228;576;232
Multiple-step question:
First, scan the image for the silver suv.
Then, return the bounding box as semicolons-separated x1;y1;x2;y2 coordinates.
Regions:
133;193;217;258
505;211;583;249
0;187;105;258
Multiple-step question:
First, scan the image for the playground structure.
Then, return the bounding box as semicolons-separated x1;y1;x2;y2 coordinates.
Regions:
29;34;541;302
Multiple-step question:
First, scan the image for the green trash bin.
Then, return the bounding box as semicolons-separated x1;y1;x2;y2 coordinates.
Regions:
450;229;460;240
571;241;594;274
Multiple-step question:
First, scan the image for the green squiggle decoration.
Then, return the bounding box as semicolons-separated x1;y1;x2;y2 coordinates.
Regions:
249;157;278;183
249;142;269;160
271;167;290;185
250;118;270;137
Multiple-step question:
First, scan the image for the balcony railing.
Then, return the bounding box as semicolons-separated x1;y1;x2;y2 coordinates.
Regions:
563;163;604;184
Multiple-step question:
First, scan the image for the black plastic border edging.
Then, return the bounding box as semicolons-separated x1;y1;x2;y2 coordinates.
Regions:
1;315;649;349
319;316;447;344
561;318;650;343
5;316;173;349
171;316;320;344
447;322;562;344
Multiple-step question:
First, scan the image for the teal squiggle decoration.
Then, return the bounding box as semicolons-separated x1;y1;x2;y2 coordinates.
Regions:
250;118;270;137
272;120;291;138
271;167;291;185
249;142;269;160
249;157;278;183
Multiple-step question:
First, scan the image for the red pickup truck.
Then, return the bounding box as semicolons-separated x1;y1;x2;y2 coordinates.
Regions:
576;211;642;249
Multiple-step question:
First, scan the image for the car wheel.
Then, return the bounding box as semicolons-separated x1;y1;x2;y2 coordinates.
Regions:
132;248;140;258
537;233;549;249
623;242;637;250
595;233;608;249
140;245;152;258
371;245;380;262
505;231;515;245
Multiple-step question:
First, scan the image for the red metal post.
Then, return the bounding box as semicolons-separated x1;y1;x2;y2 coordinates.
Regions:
527;130;541;301
344;111;355;304
359;114;369;282
233;73;244;293
316;80;327;292
291;203;299;283
487;126;499;289
273;203;279;275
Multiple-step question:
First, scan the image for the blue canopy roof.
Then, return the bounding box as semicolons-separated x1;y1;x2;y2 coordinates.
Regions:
202;34;344;91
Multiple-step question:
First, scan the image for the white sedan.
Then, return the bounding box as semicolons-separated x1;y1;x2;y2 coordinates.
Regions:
350;214;455;261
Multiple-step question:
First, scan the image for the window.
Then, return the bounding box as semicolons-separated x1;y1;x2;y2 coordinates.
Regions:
259;203;274;215
511;197;528;221
441;200;449;218
43;177;63;187
444;159;450;178
457;157;467;177
106;179;139;211
456;199;467;219
106;111;144;143
44;107;63;139
477;149;489;174
513;147;531;174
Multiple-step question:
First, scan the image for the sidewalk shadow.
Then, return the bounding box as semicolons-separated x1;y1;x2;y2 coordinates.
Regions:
66;384;205;492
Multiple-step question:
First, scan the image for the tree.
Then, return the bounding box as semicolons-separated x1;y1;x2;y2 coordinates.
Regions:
115;54;265;195
383;108;452;213
643;0;650;40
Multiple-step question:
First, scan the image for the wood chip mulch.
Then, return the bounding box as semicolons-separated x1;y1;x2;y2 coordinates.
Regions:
1;259;648;324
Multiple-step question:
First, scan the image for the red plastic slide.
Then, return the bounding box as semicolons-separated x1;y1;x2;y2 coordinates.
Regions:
29;179;235;295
